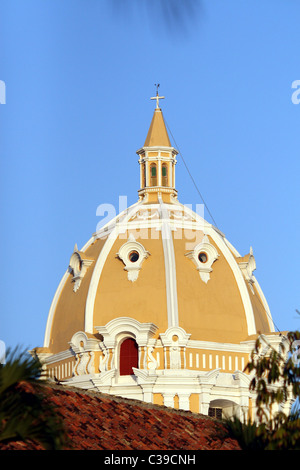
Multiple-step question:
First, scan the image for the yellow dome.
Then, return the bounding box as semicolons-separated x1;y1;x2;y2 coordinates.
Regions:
45;200;273;355
36;96;282;418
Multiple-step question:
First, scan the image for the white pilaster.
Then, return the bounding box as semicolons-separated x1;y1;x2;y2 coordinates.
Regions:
179;394;190;411
164;394;175;408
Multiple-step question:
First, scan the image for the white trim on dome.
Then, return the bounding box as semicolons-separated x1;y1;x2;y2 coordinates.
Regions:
45;198;274;347
95;317;158;348
44;270;71;348
158;196;179;328
221;237;274;333
252;275;275;332
84;201;142;333
209;228;257;335
178;202;257;336
43;232;99;348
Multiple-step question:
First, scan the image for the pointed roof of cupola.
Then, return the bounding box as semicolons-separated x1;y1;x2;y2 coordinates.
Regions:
144;107;172;147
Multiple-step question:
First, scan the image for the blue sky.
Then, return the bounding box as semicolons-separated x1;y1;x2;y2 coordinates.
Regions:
0;0;299;352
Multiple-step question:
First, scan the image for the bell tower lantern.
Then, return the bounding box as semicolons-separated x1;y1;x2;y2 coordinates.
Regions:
136;87;178;203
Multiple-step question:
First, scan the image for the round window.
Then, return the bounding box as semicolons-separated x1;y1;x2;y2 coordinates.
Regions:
198;252;208;263
129;250;139;263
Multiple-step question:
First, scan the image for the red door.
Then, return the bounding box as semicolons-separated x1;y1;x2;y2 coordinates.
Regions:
119;338;139;375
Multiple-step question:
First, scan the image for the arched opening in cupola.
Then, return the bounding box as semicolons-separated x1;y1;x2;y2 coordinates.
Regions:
150;164;157;186
162;164;168;186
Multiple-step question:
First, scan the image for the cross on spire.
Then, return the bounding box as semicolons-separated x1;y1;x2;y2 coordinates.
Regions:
151;83;165;109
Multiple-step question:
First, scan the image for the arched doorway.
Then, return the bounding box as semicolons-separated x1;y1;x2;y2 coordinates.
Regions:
119;338;139;375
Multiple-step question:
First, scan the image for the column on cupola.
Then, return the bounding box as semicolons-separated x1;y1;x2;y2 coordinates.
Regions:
158;157;162;187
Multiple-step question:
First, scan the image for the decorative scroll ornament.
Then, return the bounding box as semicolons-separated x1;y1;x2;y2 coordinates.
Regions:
117;234;150;282
69;244;94;292
147;346;158;371
76;352;91;376
237;246;256;289
69;332;98;376
99;345;109;373
130;209;159;221
171;210;195;222
185;235;219;283
160;326;191;371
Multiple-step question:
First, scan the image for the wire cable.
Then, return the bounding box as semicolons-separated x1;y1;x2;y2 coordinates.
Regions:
164;116;284;335
164;118;219;230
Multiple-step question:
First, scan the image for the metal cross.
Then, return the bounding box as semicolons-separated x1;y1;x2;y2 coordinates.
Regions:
151;84;165;109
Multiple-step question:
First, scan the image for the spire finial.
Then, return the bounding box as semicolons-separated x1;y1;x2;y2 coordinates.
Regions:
151;83;165;109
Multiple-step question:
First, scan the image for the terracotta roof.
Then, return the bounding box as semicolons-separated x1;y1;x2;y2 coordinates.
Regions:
0;382;240;451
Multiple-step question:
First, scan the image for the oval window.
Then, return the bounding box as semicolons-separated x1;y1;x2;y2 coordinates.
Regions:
198;252;208;263
129;250;139;263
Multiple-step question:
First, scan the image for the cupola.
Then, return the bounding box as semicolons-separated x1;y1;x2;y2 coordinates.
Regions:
136;89;178;203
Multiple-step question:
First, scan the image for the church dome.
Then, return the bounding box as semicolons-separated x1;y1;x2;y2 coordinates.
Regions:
36;92;281;417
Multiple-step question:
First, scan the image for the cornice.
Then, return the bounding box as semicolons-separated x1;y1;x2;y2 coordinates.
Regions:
136;146;178;156
187;339;256;353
